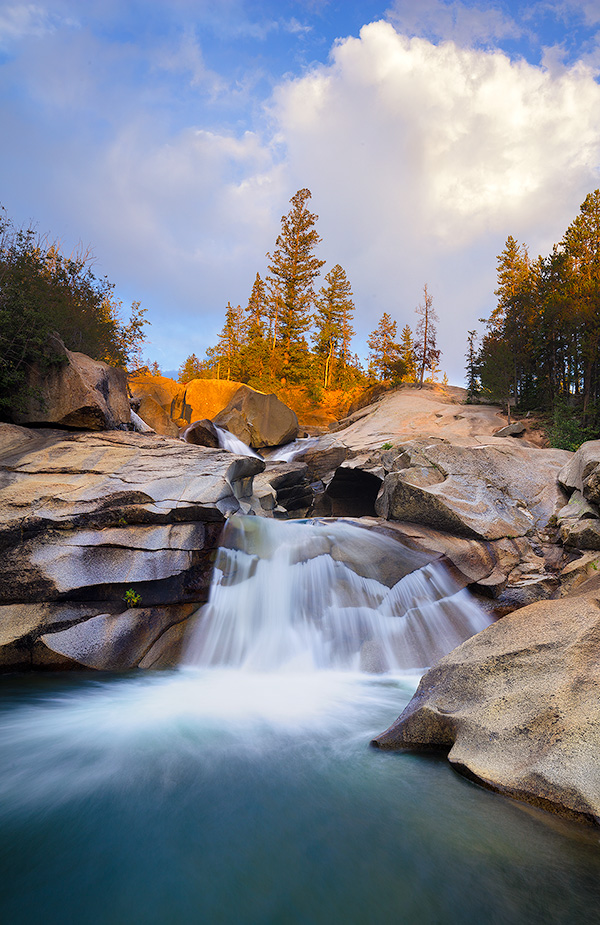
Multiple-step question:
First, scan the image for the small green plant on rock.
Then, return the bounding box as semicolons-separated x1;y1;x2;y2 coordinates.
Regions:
123;588;141;607
382;442;393;450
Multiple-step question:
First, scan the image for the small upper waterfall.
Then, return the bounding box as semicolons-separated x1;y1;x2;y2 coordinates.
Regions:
213;425;262;459
183;516;492;673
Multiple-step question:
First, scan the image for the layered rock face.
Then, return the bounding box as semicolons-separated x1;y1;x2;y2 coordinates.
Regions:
371;586;600;825
0;423;263;671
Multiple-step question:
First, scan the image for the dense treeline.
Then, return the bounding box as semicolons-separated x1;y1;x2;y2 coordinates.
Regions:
0;206;147;415
471;190;600;448
178;189;442;392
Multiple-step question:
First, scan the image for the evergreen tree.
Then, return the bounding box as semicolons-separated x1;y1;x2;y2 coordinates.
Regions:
241;273;269;384
491;236;530;331
0;207;147;417
479;334;515;423
414;284;440;387
399;324;417;382
561;189;600;417
465;330;479;399
265;189;325;384
178;353;203;383
367;312;402;381
313;264;355;388
216;302;246;380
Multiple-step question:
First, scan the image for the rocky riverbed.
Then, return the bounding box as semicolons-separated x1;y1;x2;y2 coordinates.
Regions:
4;359;600;827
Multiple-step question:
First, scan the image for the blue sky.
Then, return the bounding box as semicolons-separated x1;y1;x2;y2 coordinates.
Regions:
2;0;600;383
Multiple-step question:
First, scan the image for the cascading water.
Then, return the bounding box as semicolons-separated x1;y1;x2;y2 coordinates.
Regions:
213;424;262;458
1;516;599;925
183;515;491;672
263;435;320;462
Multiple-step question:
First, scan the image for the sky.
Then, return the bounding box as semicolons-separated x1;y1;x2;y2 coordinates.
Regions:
2;1;600;384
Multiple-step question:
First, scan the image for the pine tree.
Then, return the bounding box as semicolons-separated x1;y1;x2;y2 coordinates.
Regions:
367;312;402;381
216;302;246;381
178;353;203;383
265;189;325;384
414;284;440;388
313;264;355;388
491;236;530;331
399;325;417;382
242;272;269;384
465;330;479;399
561;189;600;417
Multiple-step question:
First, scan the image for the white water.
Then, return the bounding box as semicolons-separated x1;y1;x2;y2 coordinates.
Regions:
214;424;263;458
264;436;320;462
183;516;492;673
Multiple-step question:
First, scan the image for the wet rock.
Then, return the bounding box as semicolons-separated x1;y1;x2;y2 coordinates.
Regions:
371;591;600;825
292;434;350;481
39;603;197;670
182;419;221;448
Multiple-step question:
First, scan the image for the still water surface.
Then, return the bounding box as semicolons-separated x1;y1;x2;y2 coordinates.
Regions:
1;668;599;925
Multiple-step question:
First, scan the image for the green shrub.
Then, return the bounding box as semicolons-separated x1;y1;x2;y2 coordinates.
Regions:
123;588;142;607
547;402;597;452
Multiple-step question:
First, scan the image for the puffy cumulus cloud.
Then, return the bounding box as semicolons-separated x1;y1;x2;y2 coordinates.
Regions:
270;20;600;379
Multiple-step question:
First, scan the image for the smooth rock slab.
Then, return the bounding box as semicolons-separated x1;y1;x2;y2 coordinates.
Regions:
372;592;600;825
375;441;570;540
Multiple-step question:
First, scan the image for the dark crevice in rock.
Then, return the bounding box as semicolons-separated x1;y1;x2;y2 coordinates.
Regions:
312;468;382;518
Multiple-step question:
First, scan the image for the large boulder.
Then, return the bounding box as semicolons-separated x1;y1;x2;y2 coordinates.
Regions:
0;423;264;671
171;379;246;426
128;368;180;414
213;386;299;449
13;337;130;430
136;395;180;437
558;440;600;495
182;419;221;448
371;587;600;826
375;440;570;540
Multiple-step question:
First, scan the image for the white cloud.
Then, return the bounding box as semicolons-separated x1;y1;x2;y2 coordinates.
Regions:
154;28;226;95
0;3;56;45
385;0;523;46
268;20;600;378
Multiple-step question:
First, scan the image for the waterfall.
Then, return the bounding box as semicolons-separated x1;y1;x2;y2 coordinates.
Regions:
213;425;262;459
263;436;320;462
183;516;492;673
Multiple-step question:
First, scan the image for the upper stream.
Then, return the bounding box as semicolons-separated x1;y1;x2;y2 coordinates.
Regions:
1;516;599;925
